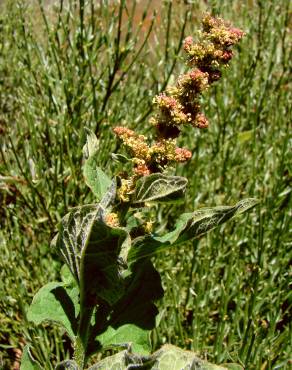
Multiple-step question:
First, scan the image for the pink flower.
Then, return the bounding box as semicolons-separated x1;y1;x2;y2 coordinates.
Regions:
175;147;192;162
195;113;209;128
230;27;245;40
183;36;193;52
134;164;151;176
221;50;233;63
113;126;134;138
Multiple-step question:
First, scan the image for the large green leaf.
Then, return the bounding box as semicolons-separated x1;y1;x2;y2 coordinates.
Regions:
52;185;162;357
83;157;112;202
109;260;163;329
88;260;163;356
80;217;129;306
128;199;258;262
51;204;101;284
133;174;188;204
27;281;79;340
87;344;241;369
87;350;130;370
51;201;130;306
20;346;43;370
83;129;111;201
149;345;228;369
96;324;150;355
51;186;132;363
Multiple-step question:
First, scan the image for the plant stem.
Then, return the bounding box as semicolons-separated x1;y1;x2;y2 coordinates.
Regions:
74;336;86;369
73;307;94;369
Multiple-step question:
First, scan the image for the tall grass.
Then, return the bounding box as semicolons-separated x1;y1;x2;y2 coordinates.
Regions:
0;0;291;368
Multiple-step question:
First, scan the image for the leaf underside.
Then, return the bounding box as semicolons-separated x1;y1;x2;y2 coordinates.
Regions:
87;344;243;370
133;174;188;204
128;198;258;262
51;201;130;306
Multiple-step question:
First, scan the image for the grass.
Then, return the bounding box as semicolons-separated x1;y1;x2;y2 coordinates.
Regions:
0;0;291;369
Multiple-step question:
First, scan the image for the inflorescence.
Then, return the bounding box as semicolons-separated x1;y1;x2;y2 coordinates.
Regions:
113;14;244;201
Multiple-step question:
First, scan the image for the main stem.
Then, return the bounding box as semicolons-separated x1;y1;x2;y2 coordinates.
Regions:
73;307;94;369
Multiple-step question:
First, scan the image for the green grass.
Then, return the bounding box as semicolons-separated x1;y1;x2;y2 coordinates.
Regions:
0;0;291;369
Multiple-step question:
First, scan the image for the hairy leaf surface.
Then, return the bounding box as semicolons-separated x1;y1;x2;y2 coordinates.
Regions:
83;129;99;159
52;202;130;306
87;350;131;369
87;344;240;369
128;199;258;262
133;174;188;204
149;344;231;369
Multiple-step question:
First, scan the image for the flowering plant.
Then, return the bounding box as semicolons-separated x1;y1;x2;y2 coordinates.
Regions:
21;15;256;370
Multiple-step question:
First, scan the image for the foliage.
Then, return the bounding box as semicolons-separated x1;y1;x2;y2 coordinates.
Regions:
0;0;291;369
22;126;257;368
19;12;258;368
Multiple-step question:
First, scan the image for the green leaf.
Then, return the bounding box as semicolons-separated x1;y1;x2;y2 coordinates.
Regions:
88;260;163;356
222;365;244;370
99;178;117;210
52;201;131;312
109;260;163;330
87;344;239;369
96;324;150;355
80;222;128;307
83;157;111;202
61;264;76;286
82;129;112;201
82;129;99;159
133;174;188;204
52;194;132;365
20;346;43;370
128;199;258;262
149;344;229;369
27;282;79;340
87;350;131;370
111;153;130;164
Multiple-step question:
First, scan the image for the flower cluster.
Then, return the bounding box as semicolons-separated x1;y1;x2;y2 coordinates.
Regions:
185;14;245;80
104;212;120;227
150;14;245;136
151;69;210;132
113;127;151;162
113;127;191;177
113;14;244;201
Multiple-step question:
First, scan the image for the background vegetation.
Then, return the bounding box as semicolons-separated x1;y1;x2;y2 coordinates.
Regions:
0;0;291;369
